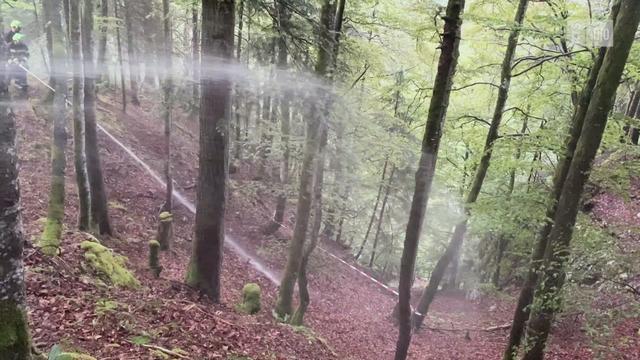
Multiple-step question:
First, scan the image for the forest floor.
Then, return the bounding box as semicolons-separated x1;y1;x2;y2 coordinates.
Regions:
17;86;640;359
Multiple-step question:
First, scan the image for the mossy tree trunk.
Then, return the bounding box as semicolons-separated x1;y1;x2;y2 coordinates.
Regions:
0;52;32;359
40;0;68;257
393;1;465;358
274;0;335;319
522;3;640;358
185;0;234;302
83;0;113;236
158;0;174;251
70;0;91;231
503;9;617;360
410;0;529;331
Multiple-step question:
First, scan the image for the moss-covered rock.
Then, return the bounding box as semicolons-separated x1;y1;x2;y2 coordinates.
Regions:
148;240;162;278
80;240;139;288
237;283;261;315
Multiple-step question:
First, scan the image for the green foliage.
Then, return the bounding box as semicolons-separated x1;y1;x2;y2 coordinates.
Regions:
80;240;140;288
48;344;96;360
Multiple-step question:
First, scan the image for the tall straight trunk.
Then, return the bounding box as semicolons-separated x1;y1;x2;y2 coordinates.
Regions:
0;42;32;360
522;3;639;358
42;0;56;93
158;0;174;251
268;0;292;234
70;0;90;231
394;2;464;359
40;0;68;257
291;130;328;326
123;0;140;105
355;159;388;260
369;166;395;268
185;0;234;302
503;16;617;360
97;0;108;83
274;0;334;319
83;0;113;236
411;0;529;330
114;0;126;111
192;4;200;107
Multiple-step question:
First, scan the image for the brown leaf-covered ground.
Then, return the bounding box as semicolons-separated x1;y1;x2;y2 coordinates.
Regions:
17;89;639;359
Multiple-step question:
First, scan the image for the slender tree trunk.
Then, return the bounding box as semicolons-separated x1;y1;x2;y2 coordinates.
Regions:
394;2;465;358
411;0;529;331
97;0;108;83
274;0;334;318
114;0;126;111
291;130;328;326
0;36;32;360
369;166;395;268
157;0;174;251
503;17;616;360
355;159;388;260
83;0;113;236
40;0;68;256
185;0;234;302
70;0;91;231
123;0;140;105
522;3;639;358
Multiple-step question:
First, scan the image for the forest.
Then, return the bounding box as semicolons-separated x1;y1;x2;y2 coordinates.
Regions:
0;0;639;359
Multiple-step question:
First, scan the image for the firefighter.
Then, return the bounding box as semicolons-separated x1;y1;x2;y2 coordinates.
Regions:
5;20;22;45
7;33;29;92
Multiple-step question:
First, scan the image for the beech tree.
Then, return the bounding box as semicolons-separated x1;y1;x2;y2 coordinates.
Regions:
83;0;113;236
0;43;31;360
393;1;465;358
521;2;640;358
185;0;235;302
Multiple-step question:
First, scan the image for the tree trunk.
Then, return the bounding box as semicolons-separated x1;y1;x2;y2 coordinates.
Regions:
274;0;334;319
123;0;140;106
522;3;639;358
503;16;616;360
40;0;67;257
0;41;32;360
291;130;328;326
157;0;174;251
83;0;113;236
114;0;126;111
70;0;90;231
265;0;292;235
185;0;234;302
355;159;388;260
97;0;108;83
394;2;465;358
369;166;395;268
411;0;529;331
192;4;200;108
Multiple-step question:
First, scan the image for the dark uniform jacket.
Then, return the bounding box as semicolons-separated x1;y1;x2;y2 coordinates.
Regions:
8;42;29;62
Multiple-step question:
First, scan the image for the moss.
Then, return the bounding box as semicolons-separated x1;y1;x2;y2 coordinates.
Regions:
39;174;65;256
237;283;261;315
80;240;140;288
54;353;97;360
0;301;31;359
148;240;162;278
159;211;173;222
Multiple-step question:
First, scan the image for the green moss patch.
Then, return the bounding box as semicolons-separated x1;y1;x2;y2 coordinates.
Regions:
80;240;140;288
236;283;261;315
